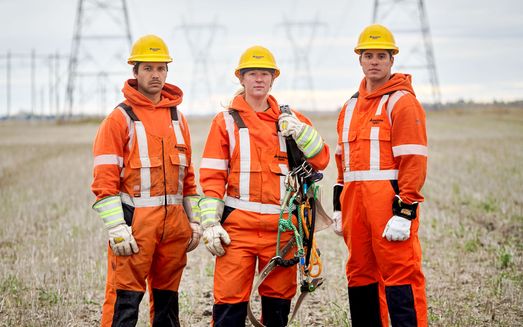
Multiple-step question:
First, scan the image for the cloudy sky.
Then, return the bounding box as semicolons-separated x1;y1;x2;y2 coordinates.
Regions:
0;0;522;116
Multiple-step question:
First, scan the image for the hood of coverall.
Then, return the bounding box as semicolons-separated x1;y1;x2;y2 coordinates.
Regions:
359;73;416;100
123;79;183;109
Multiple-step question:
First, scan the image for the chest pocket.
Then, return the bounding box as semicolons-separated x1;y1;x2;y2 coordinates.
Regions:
129;156;163;169
129;156;163;192
359;127;393;169
169;145;189;168
340;131;357;169
269;161;288;176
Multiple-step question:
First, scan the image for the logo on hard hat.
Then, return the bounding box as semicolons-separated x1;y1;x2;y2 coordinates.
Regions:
252;55;265;59
369;35;381;40
149;47;161;52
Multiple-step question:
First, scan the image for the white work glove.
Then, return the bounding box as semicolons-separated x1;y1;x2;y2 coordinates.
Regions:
333;211;343;236
382;216;411;241
199;197;231;256
184;196;203;252
187;222;203;252
108;223;139;256
202;224;231;256
278;113;305;138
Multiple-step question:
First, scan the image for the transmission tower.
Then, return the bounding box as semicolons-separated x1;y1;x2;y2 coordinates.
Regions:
177;19;225;114
278;16;327;110
373;0;441;106
66;0;132;117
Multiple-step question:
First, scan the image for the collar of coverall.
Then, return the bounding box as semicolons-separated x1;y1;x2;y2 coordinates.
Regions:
360;73;415;99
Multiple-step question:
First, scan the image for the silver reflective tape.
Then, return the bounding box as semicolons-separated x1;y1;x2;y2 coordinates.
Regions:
120;193;183;208
201;158;229;170
369;127;380;170
278;132;287;153
135;121;151;197
375;94;389;116
239;128;250;201
342;98;357;171
93;154;123;168
387;90;407;124
172;120;186;145
224;112;236;156
116;106;134;150
172;120;187;196
279;163;287;204
224;196;281;214
392;144;428;157
343;169;398;182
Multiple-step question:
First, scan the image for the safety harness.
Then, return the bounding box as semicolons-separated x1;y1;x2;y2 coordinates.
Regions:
229;105;327;327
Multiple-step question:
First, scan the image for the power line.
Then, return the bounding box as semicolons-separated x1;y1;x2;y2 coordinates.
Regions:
177;19;225;114
65;0;132;117
278;16;327;110
373;0;442;106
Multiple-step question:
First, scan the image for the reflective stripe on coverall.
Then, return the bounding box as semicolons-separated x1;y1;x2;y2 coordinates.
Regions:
200;94;330;326
335;73;428;327
92;79;196;326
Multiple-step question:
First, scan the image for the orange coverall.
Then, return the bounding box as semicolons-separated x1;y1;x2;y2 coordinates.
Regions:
92;79;196;326
200;94;330;326
335;73;428;326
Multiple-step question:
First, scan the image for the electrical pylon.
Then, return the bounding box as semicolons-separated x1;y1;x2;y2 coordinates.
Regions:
373;0;441;106
65;0;132;117
177;19;225;114
278;16;327;110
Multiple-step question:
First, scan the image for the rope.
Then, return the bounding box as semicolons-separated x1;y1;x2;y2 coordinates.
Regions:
299;201;322;278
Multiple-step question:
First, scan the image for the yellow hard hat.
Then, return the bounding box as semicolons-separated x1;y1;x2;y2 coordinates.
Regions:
235;45;280;78
354;24;399;55
127;34;173;65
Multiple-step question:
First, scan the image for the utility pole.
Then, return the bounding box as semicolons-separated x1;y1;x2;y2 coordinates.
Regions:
6;50;11;118
178;19;225;114
66;0;132;118
278;16;326;110
31;49;36;118
373;0;441;106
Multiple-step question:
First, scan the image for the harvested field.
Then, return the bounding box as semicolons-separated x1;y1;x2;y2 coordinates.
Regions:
0;108;522;326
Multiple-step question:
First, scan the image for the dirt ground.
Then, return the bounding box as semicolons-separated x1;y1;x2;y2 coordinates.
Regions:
0;108;521;326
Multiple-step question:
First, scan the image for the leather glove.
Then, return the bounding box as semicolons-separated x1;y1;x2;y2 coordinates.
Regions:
108;223;139;255
278;113;304;138
382;216;411;241
333;211;343;236
382;195;418;241
199;197;231;256
184;195;203;252
278;113;324;158
202;224;231;256
93;196;138;255
187;222;203;252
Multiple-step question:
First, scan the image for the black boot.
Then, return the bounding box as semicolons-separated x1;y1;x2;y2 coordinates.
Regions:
385;284;417;327
152;289;180;327
112;289;145;327
213;302;248;327
261;296;291;327
348;283;383;327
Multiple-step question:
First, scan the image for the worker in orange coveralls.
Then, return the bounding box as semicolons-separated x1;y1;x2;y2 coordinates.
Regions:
332;24;428;327
198;45;330;327
91;34;202;327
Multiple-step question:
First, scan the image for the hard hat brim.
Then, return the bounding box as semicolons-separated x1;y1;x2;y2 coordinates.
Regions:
354;45;399;55
235;67;280;78
127;55;173;65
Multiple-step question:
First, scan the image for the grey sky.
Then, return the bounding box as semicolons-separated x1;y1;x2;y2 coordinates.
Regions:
0;0;522;116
